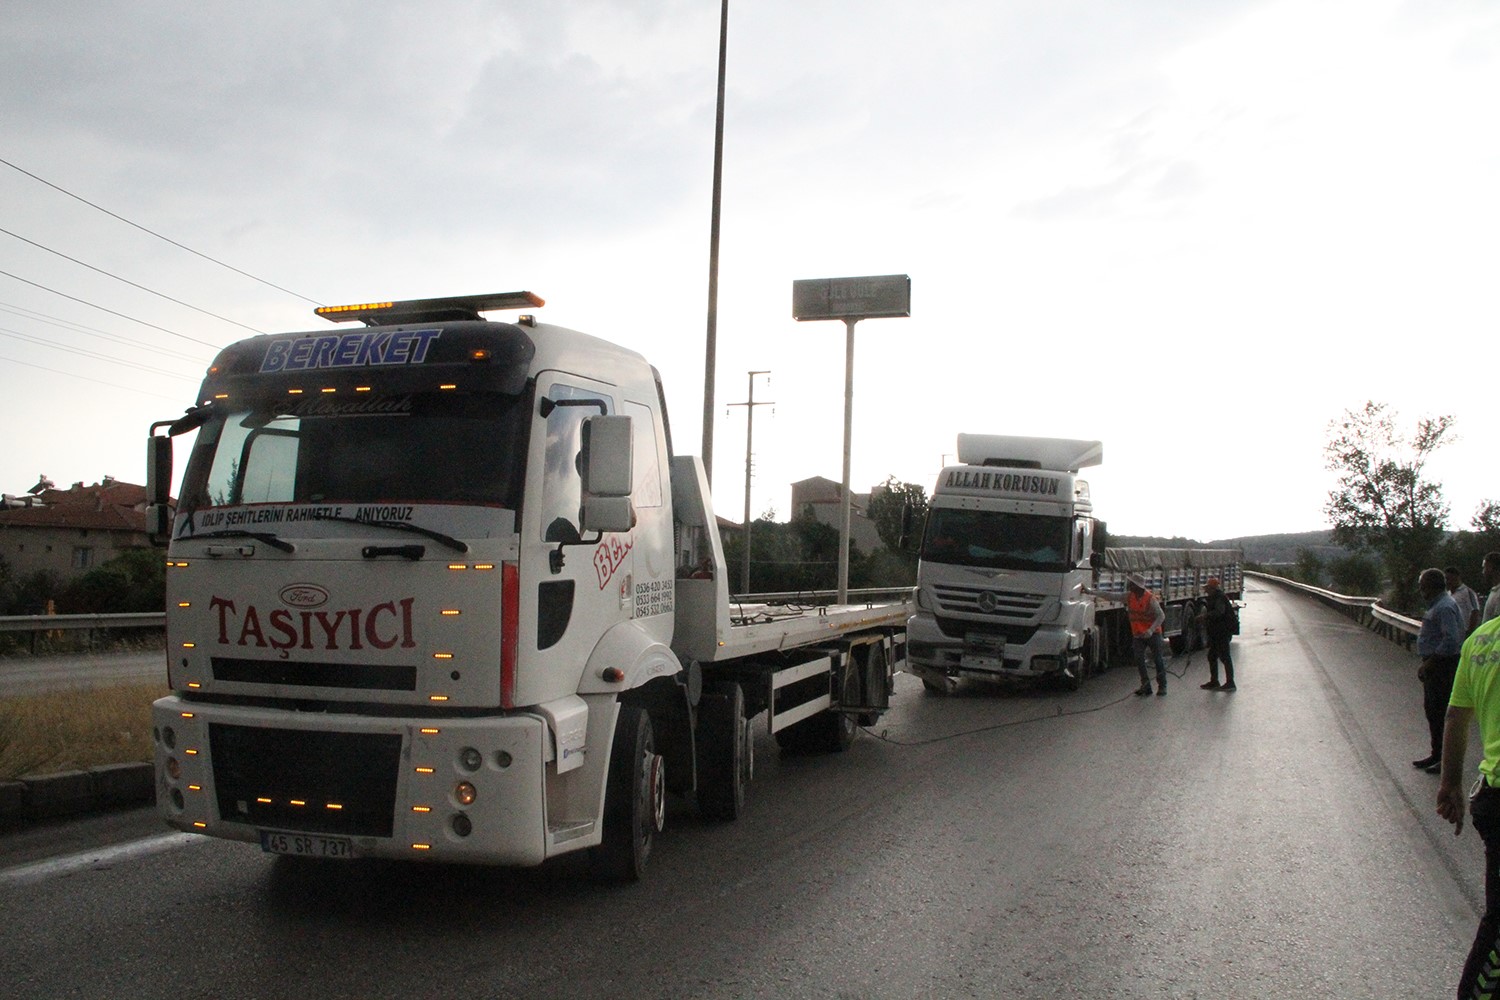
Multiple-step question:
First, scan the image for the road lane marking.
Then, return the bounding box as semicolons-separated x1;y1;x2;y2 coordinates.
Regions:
0;832;201;887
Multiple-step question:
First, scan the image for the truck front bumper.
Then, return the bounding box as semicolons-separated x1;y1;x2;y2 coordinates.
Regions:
905;614;1079;684
152;696;552;866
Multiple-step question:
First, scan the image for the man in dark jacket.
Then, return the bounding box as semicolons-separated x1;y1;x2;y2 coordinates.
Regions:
1198;577;1237;691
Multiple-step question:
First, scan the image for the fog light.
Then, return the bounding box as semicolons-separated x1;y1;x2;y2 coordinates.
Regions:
163;726;176;749
459;747;482;772
171;788;185;809
165;757;181;780
451;814;473;837
495;751;512;769
455;781;477;806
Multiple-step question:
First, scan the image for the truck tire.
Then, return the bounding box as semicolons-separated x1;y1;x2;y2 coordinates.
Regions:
821;657;861;752
858;643;887;726
696;682;748;821
775;657;859;753
590;704;664;882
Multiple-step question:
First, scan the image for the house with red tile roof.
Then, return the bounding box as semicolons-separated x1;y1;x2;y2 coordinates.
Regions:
0;476;157;584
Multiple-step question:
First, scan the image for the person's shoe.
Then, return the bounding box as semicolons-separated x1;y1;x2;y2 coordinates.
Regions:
1201;680;1221;690
1412;755;1440;769
1425;761;1442;774
1156;685;1167;696
1135;685;1153;697
1220;682;1236;692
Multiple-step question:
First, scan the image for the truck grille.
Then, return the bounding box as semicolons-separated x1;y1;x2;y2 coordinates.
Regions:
211;657;417;691
934;618;1040;644
932;585;1047;618
210;723;402;837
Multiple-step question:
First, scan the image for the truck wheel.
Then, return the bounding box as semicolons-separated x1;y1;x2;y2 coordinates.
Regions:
590;704;663;882
696;682;747;821
823;657;861;752
858;644;887;726
775;658;859;754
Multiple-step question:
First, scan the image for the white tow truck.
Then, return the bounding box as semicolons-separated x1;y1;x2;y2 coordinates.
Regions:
145;292;908;879
906;434;1241;692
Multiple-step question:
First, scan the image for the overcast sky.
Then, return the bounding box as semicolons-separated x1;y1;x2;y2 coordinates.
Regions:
1;0;1495;542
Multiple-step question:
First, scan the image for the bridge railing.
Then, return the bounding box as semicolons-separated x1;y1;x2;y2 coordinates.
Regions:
0;612;166;655
1249;570;1420;650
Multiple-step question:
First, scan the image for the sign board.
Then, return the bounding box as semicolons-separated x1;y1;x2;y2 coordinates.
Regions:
792;274;911;321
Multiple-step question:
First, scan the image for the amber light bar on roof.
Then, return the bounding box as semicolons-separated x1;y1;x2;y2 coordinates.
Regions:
313;291;545;326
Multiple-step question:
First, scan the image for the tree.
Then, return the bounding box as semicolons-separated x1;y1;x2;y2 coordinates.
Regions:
57;547;166;614
1473;500;1500;538
865;477;929;552
1327;551;1384;596
1294;547;1325;587
1324;401;1452;613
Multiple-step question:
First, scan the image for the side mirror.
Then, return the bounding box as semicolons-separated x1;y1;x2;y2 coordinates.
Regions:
147;434;173;507
581;496;636;534
146;434;174;545
899;502;915;550
580;415;633;498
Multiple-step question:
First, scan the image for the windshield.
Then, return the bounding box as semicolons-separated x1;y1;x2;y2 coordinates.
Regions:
920;507;1073;572
179;392;528;511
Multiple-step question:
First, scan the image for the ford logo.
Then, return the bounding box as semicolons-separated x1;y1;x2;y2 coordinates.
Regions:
280;583;329;609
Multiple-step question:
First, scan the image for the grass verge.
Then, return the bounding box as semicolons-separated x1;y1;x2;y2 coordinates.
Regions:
0;682;165;781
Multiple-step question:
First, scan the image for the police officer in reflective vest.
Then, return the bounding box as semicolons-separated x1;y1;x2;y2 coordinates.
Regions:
1127;573;1168;696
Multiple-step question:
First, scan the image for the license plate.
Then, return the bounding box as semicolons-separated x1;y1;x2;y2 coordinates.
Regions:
962;635;1004;669
259;830;354;859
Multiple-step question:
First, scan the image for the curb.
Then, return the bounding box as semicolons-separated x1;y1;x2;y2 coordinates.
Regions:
0;762;155;826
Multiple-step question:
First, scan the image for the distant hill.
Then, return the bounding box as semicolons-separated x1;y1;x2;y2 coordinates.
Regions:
1113;530;1345;567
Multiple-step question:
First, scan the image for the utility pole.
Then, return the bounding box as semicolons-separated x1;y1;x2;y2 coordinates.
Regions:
727;370;772;595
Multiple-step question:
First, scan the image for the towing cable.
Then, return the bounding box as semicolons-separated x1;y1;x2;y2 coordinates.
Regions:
860;650;1201;748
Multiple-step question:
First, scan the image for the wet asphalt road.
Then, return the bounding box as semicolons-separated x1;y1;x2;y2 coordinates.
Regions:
0;580;1480;998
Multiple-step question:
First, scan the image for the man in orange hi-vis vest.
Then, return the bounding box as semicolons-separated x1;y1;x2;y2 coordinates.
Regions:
1127;573;1168;697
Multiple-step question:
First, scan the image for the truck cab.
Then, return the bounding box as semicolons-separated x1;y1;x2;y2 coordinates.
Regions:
906;434;1104;691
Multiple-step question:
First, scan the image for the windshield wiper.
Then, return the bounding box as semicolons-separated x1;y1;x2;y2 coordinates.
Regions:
185;529;296;553
311;513;470;554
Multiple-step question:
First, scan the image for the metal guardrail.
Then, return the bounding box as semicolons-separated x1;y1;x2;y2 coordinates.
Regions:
1248;570;1419;648
0;612;165;656
0;612;166;634
730;586;915;608
0;588;916;637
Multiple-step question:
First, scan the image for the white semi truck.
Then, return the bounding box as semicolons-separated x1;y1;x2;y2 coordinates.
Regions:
145;292;908;880
906;434;1241;692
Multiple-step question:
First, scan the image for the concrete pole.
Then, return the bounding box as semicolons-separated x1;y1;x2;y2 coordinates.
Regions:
838;317;857;604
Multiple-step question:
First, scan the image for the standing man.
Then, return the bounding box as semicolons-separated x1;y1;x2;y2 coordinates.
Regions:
1126;573;1168;697
1450;566;1482;635
1435;610;1500;997
1197;577;1237;691
1483;552;1500;625
1414;567;1466;773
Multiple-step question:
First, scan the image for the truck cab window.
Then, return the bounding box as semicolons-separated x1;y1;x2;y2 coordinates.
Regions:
182;392;528;510
541;383;616;541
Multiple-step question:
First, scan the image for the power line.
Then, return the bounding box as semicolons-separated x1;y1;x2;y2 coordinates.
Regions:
0;226;264;333
0;269;222;350
0;326;200;381
0;301;211;364
0;155;324;307
0;354;184;402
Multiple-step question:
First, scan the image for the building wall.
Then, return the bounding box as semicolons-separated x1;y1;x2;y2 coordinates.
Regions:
0;525;148;583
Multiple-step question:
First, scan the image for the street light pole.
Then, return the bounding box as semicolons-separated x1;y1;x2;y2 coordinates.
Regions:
701;0;729;488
